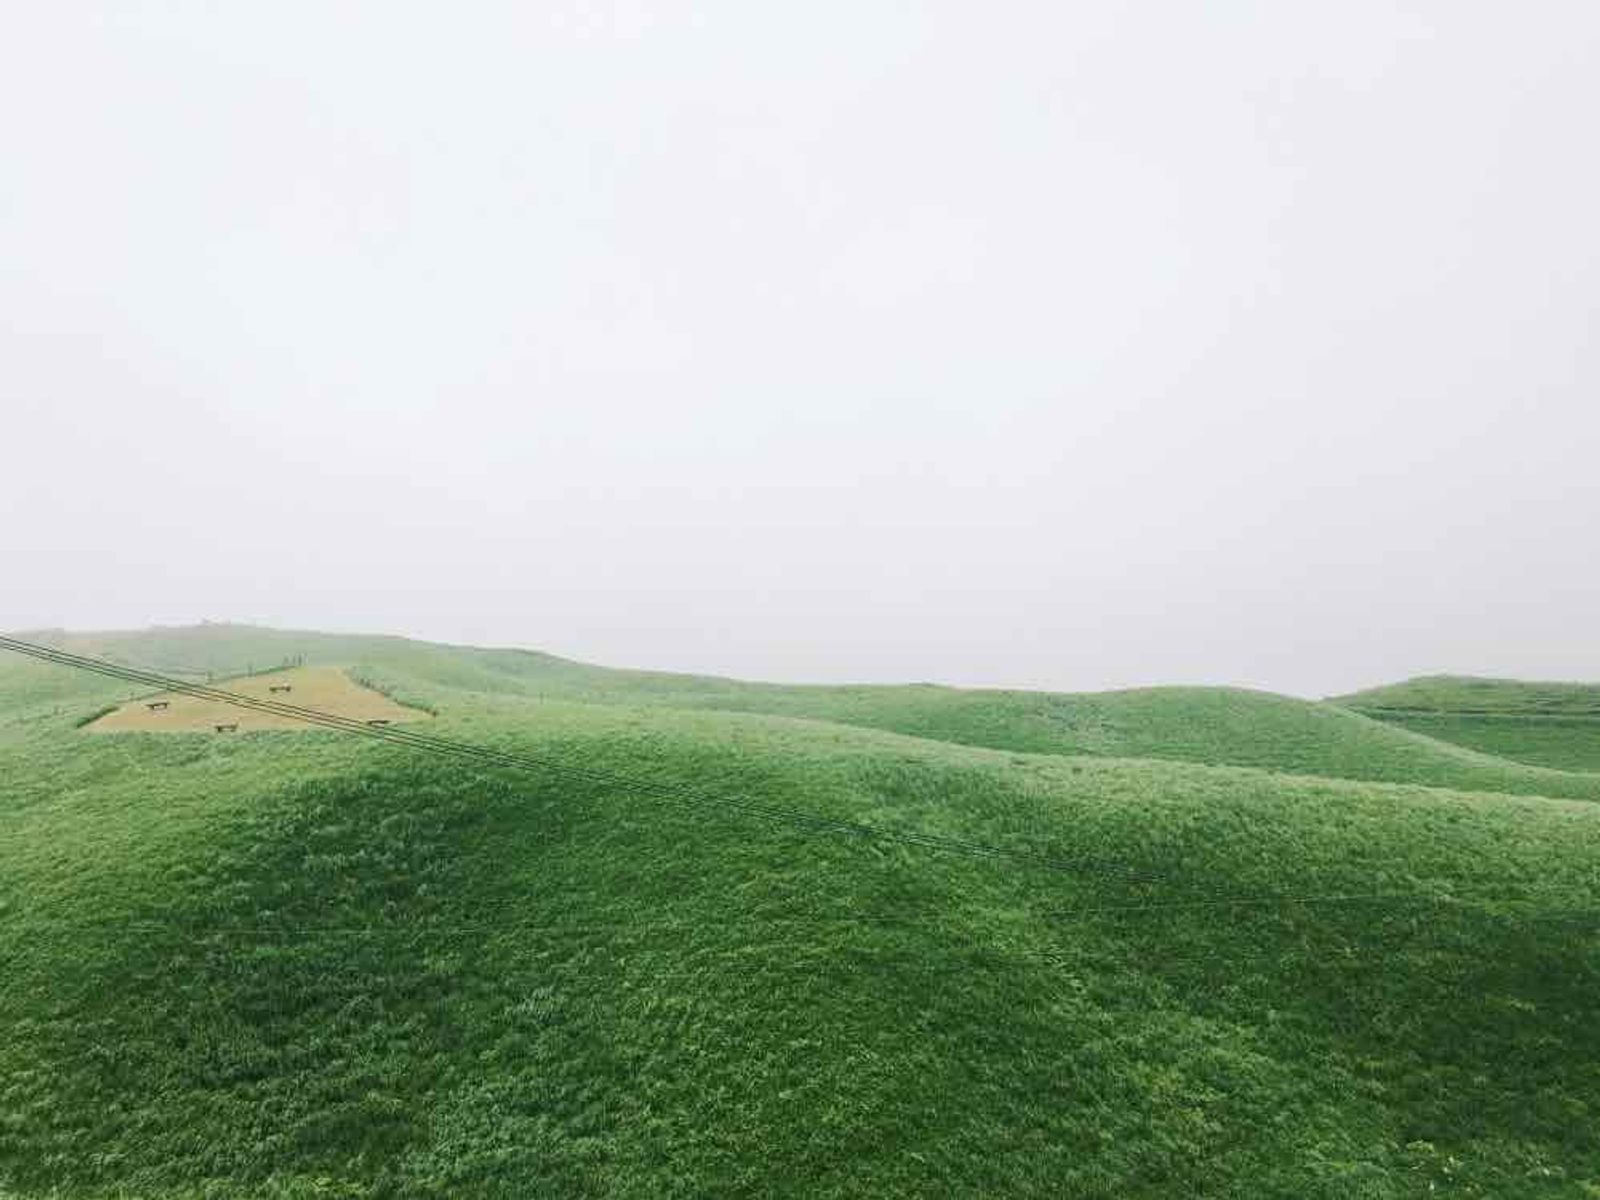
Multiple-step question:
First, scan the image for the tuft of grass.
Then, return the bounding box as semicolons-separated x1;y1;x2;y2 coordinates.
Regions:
349;670;441;717
72;704;119;729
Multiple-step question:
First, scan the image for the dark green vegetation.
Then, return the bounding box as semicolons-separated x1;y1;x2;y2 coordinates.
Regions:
1342;675;1600;772
3;627;1599;1197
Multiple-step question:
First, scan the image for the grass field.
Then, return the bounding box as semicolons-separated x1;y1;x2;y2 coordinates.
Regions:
3;627;1599;1197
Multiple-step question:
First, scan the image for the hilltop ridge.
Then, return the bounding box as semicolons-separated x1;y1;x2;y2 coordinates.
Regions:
15;624;1600;801
1337;673;1600;715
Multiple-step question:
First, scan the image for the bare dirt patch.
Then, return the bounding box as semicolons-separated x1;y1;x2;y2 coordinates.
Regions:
85;666;429;733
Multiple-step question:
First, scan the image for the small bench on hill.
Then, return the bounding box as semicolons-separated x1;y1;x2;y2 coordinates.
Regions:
146;701;170;711
214;722;238;733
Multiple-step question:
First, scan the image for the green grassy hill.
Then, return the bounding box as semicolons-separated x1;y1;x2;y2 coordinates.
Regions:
1339;675;1600;773
1339;675;1600;716
34;626;1600;801
4;627;1599;1197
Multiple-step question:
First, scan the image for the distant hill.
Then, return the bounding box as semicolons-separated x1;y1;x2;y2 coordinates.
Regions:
1337;674;1600;716
24;625;1600;801
1337;675;1600;773
4;626;1599;1196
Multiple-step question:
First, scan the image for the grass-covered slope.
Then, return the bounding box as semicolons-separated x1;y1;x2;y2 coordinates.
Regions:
3;628;1600;1196
1340;675;1600;717
1340;676;1600;773
1353;713;1600;774
29;626;1600;801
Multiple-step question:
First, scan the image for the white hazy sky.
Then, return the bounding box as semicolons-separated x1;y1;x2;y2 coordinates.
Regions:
3;2;1598;696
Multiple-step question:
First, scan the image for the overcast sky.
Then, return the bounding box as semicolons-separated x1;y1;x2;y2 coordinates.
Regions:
3;3;1597;696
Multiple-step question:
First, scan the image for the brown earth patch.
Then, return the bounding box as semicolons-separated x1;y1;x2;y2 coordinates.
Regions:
85;666;428;733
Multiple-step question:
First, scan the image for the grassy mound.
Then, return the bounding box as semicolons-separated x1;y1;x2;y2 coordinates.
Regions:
1338;675;1600;717
1339;676;1600;773
4;629;1600;1196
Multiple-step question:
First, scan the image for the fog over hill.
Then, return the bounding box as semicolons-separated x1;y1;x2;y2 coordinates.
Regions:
4;3;1599;695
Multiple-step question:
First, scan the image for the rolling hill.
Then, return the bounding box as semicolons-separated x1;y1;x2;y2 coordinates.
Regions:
1339;675;1600;773
3;627;1598;1197
31;625;1600;801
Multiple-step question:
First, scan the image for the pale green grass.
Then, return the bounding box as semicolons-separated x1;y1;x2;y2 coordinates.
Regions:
1340;674;1600;773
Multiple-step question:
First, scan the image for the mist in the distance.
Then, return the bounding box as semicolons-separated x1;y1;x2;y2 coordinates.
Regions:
4;3;1597;696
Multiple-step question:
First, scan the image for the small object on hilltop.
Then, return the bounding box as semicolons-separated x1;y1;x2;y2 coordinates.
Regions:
269;685;293;694
146;701;169;711
214;722;238;733
367;718;391;726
